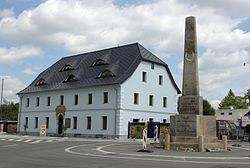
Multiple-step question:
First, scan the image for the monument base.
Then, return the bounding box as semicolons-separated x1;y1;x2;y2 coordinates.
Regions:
169;114;225;152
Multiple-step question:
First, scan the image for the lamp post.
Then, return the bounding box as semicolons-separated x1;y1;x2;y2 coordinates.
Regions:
0;78;4;121
243;62;250;66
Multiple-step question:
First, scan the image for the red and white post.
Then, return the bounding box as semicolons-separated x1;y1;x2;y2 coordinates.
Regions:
142;128;147;150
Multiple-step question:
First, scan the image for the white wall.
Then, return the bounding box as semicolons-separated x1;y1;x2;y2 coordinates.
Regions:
18;85;117;136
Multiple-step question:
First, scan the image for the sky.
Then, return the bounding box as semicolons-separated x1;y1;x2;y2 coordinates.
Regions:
0;0;250;108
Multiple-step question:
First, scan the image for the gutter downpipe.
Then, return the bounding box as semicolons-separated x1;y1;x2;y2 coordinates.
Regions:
18;95;22;133
114;85;120;139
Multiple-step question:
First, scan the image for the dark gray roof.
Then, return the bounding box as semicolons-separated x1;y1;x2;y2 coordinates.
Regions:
18;43;181;94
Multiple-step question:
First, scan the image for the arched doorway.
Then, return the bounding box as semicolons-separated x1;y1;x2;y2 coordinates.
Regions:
58;114;63;134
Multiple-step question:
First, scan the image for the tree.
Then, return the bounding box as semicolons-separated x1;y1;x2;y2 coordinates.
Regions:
0;103;19;120
203;99;215;115
219;89;248;109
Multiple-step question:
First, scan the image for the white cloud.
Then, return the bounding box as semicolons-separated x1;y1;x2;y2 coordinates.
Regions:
0;0;249;107
23;66;42;75
0;46;42;66
0;76;26;103
0;8;14;18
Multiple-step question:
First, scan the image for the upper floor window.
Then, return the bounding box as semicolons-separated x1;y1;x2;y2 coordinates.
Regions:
220;113;224;115
149;95;154;106
35;78;46;86
74;94;78;105
46;117;49;129
36;97;40;107
142;72;147;82
159;75;163;85
26;98;30;107
65;118;71;128
97;70;115;78
88;93;93;104
151;63;154;70
87;116;91;130
60;95;64;105
103;92;109;104
60;64;74;72
91;59;108;67
134;93;139;105
163;97;167;108
63;74;78;83
47;96;51;106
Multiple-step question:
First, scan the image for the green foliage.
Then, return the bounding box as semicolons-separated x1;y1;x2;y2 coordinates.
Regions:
0;103;19;121
203;99;215;115
219;89;249;109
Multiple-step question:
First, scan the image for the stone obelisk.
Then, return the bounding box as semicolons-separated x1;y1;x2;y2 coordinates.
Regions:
169;16;223;152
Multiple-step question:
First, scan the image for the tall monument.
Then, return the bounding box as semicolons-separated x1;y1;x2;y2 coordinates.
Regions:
169;16;225;152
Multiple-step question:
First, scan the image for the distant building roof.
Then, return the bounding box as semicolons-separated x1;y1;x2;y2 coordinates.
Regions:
18;43;181;94
244;111;250;116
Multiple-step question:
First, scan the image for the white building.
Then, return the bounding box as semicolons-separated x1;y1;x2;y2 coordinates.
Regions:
18;43;180;138
215;109;250;127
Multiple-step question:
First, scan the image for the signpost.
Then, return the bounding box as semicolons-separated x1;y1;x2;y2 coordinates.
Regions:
40;124;46;136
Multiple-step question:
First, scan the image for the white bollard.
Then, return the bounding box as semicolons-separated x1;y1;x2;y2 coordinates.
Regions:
143;128;147;150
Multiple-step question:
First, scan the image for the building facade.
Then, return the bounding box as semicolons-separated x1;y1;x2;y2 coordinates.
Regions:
215;109;250;128
18;43;180;138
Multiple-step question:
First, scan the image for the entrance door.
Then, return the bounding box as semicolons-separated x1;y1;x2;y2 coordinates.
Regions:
58;114;63;134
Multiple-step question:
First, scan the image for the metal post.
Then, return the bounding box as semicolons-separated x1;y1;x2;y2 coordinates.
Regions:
0;78;4;120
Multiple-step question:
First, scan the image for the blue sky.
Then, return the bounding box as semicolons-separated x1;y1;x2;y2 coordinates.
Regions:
0;0;250;108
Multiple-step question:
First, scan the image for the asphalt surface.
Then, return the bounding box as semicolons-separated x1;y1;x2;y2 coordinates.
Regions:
0;134;250;168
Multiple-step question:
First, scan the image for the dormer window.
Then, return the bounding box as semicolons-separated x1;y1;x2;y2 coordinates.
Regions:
97;70;115;78
60;64;74;72
91;59;108;67
63;75;78;82
35;78;46;86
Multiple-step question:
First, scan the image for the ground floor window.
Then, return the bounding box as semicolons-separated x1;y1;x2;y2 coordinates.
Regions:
102;116;107;130
87;116;91;130
65;118;71;128
25;117;28;129
35;117;38;128
46;117;49;129
73;117;77;129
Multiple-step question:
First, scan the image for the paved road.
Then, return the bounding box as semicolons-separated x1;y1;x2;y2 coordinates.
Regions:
0;134;250;168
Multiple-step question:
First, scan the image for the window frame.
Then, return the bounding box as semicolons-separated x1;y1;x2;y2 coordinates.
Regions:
46;117;49;129
149;95;154;106
88;93;93;105
73;116;77;129
163;97;167;108
103;92;109;104
36;97;40;107
87;116;91;130
102;116;107;130
47;96;51;106
142;71;147;82
159;75;163;85
35;117;38;129
134;93;139;105
74;94;78;105
60;95;64;105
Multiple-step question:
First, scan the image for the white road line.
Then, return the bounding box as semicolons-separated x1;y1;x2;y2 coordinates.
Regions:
96;144;116;154
23;139;33;143
30;140;43;144
16;139;24;142
0;139;6;141
45;139;54;143
7;139;14;141
1;144;18;148
231;146;250;151
64;144;250;165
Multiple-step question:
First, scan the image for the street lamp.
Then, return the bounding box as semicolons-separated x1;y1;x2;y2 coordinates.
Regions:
243;62;250;66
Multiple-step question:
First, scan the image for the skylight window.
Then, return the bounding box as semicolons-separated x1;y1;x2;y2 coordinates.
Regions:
63;75;78;82
35;78;46;86
97;70;115;78
91;59;108;67
60;64;74;72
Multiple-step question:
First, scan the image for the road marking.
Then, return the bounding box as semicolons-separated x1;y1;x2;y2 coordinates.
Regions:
1;144;18;148
96;144;116;154
45;139;54;143
23;139;33;143
64;144;250;165
231;146;250;151
7;139;14;141
16;139;24;142
0;139;6;141
30;139;43;144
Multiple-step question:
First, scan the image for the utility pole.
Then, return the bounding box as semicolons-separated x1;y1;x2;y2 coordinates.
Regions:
0;78;4;120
